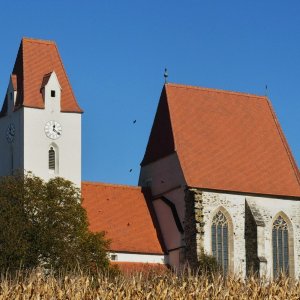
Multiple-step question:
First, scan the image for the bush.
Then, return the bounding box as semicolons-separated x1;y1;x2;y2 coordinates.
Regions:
198;251;220;274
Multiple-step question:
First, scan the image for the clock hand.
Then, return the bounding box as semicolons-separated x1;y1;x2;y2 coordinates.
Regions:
53;128;61;135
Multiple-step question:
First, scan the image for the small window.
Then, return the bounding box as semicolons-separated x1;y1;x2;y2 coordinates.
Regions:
10;92;13;100
49;147;55;170
51;90;56;98
110;254;118;261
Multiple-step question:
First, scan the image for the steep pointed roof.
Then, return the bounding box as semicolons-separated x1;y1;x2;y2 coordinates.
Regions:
82;182;165;254
3;37;82;113
141;83;300;198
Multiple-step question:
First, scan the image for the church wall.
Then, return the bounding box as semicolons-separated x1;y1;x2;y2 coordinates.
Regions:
244;201;259;275
139;153;186;195
139;153;187;268
167;249;182;270
152;199;182;250
201;191;246;276
245;195;300;278
196;191;300;278
23;108;81;187
0;108;24;176
165;188;186;224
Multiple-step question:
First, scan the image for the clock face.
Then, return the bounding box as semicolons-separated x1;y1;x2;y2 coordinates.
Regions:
44;120;62;140
6;123;16;143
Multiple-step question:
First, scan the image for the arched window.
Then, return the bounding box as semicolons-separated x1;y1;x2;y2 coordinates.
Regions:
212;211;229;273
272;215;289;277
49;147;55;170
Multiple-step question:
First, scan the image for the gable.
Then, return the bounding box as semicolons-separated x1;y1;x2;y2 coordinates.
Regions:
141;87;175;166
142;83;300;198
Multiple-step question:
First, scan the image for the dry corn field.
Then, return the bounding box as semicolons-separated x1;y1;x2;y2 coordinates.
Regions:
0;270;300;299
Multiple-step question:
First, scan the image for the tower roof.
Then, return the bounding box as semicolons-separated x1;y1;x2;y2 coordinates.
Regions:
2;37;82;114
141;83;300;198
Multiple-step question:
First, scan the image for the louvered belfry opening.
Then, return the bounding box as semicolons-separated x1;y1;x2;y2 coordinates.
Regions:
49;147;55;170
211;211;229;273
272;216;289;277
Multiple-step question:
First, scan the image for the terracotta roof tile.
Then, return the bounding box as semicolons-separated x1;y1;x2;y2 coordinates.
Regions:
81;182;164;254
142;83;300;198
11;74;17;91
1;37;82;114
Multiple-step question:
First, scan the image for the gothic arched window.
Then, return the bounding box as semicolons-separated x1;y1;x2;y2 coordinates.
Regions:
49;147;55;170
211;211;229;273
272;215;289;277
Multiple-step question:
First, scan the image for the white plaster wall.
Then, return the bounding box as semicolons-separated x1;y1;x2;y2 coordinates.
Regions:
153;199;182;250
43;72;61;112
0;77;81;188
139;153;186;268
201;191;246;277
139;153;186;196
0;110;24;176
23;107;81;187
167;249;181;270
165;188;186;225
109;252;166;264
246;195;300;278
0;82;24;176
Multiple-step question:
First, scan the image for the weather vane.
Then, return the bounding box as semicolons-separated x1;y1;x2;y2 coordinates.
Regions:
164;68;168;84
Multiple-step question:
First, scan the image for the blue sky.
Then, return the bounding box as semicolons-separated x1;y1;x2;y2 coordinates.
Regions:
0;1;299;185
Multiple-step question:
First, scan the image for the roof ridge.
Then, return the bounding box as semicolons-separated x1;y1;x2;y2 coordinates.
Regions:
163;86;180;161
82;181;141;190
54;43;82;113
166;83;267;99
22;37;55;45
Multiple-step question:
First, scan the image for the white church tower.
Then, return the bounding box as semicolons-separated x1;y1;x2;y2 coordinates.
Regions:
0;38;83;187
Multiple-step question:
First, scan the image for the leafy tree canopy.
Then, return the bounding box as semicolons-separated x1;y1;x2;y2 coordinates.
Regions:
0;173;111;273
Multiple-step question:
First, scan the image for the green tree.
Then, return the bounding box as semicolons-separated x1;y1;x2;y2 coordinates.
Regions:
0;173;111;273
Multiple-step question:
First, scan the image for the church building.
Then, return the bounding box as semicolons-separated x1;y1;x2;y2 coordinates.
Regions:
0;38;299;278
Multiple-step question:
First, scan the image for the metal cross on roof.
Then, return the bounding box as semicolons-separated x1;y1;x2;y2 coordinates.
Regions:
164;68;168;84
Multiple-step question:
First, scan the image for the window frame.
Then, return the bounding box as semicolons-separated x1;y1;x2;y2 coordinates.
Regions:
272;212;294;278
210;207;234;274
49;147;55;170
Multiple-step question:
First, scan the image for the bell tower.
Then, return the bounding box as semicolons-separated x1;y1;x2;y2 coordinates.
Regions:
0;38;83;187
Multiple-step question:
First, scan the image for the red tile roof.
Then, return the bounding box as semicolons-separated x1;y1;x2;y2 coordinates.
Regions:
81;182;164;254
1;37;82;114
142;83;300;198
11;74;17;91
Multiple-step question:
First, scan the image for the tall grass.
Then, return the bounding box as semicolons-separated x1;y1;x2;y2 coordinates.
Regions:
0;269;299;299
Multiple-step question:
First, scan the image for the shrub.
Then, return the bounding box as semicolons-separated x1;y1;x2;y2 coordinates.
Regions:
198;251;220;274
